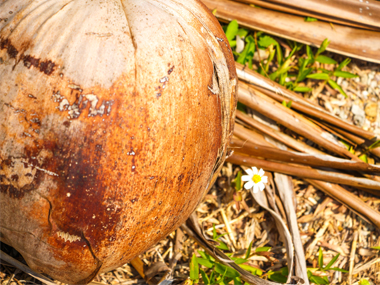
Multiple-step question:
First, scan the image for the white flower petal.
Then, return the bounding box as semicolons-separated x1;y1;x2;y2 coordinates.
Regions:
258;168;265;177
261;176;268;183
236;35;245;53
252;167;258;175
253;184;259;193
245;168;253;176
259;182;265;191
242;175;251;181
244;181;254;190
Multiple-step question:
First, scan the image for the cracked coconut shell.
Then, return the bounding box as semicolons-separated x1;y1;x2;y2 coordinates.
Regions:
0;0;237;283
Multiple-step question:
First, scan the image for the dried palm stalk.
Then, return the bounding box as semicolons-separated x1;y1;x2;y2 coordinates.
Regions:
228;153;380;190
234;0;380;31
230;138;380;174
203;0;380;63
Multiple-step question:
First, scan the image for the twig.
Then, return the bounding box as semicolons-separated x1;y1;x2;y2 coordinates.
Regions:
349;231;358;285
275;173;309;284
353;257;380;275
0;250;56;285
220;208;237;249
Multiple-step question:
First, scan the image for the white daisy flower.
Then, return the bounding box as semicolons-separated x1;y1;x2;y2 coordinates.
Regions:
242;167;268;193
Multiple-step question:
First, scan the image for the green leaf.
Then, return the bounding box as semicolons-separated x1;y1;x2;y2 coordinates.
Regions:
197;257;214;268
309;274;329;285
190;254;199;283
306;45;315;61
225;20;239;42
256;247;271;252
233;277;243;285
239;264;262;276
359;279;371;285
247;56;253;70
297;68;313;83
371;246;380;250
369;140;380;150
258;35;278;48
279;72;287;86
293;86;312;92
276;43;283;65
231;257;249;265
237;28;249;38
217;240;230;251
265;48;276;73
222;277;234;285
212;224;218;240
200;269;210;285
285;45;297;62
333;70;359;78
307;73;330;81
316;38;330;56
305;17;318;22
268;272;287;283
215;233;228;240
307;270;312;279
237;102;247;114
328;80;347;98
340;140;351;150
359;154;368;163
280;267;289;276
209;271;217;284
316;55;337;64
214;264;240;278
285;81;294;89
318;248;324;269
328;267;348;273
229;41;237;48
281;100;292;108
234;171;242;191
198;250;208;260
337;58;351;70
245;241;253;259
324;253;340;270
236;36;255;65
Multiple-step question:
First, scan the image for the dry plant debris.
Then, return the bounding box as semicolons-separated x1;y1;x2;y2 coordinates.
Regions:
2;1;380;285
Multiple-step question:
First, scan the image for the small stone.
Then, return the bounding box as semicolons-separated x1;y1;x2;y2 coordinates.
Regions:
365;102;378;118
353;115;365;126
361;73;368;85
351;104;365;116
351;104;365;126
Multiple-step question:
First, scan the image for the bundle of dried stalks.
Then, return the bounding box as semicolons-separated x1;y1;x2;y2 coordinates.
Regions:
203;0;380;63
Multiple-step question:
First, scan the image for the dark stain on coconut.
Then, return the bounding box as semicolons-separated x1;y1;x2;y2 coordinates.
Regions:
0;38;56;75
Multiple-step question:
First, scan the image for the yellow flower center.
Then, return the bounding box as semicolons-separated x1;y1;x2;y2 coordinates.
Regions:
252;174;261;184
